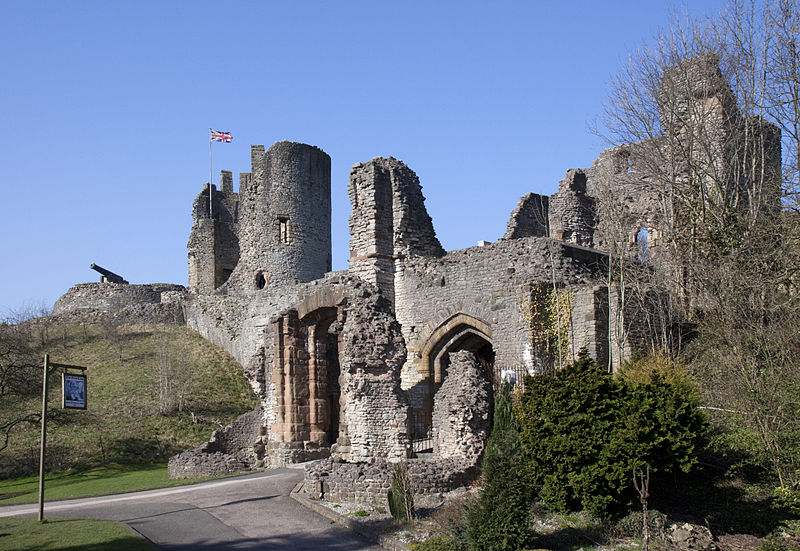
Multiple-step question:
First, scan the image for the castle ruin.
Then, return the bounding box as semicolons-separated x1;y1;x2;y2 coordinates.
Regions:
53;53;780;503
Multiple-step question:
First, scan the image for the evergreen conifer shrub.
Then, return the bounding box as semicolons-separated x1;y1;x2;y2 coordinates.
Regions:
517;352;705;518
465;384;532;550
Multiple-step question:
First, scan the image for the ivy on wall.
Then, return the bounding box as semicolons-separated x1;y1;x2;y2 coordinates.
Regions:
515;283;574;373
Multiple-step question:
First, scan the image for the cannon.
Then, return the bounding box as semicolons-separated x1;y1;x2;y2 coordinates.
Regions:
90;263;129;284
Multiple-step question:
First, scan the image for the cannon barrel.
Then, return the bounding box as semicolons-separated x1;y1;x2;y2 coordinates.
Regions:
90;263;128;284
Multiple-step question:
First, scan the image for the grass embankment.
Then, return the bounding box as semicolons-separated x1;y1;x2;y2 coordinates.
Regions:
1;322;259;479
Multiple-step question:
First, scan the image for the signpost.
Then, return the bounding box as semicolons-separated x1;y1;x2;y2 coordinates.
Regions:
38;355;87;521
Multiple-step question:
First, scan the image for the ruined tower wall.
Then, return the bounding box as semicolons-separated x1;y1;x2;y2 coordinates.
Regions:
548;169;596;248
225;142;331;292
187;175;240;294
582;144;664;255
348;157;443;306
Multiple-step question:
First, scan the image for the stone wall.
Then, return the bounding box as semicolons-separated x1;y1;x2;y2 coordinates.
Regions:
183;274;412;468
52;282;186;324
548;169;596;247
393;237;607;404
582;144;664;256
337;278;410;462
503;192;549;240
187;173;240;294
304;457;480;505
167;407;262;478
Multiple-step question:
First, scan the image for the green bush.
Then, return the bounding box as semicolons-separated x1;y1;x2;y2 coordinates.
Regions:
775;485;800;517
465;384;532;550
411;534;462;551
614;509;668;539
517;352;705;519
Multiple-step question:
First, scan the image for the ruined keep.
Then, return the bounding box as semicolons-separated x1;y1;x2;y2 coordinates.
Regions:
53;54;781;503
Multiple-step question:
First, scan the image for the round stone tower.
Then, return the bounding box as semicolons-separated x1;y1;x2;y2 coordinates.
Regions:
227;141;332;292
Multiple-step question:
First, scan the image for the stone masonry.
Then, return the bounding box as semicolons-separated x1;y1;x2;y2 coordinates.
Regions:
432;351;491;462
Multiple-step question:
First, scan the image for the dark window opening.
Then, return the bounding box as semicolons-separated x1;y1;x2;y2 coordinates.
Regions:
255;270;268;290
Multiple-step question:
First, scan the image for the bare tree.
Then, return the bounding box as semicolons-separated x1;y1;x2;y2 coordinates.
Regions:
0;315;46;453
596;0;800;495
155;333;190;415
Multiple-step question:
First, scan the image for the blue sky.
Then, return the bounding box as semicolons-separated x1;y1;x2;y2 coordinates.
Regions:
1;0;730;314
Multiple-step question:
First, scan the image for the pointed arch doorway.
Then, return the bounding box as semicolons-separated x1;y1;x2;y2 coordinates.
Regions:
411;314;494;453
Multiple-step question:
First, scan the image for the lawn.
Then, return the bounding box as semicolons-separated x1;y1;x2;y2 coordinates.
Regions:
0;517;155;551
0;463;212;505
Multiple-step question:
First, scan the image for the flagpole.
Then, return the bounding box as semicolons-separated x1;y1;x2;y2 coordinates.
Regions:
208;135;213;220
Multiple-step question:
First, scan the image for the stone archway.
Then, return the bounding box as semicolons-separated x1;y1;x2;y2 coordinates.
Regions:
411;313;494;453
269;304;344;465
268;276;409;465
301;307;341;448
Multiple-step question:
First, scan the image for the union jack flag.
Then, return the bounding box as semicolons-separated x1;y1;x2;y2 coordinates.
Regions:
210;129;232;143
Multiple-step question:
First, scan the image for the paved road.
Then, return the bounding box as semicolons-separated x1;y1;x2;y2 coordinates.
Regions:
0;468;384;550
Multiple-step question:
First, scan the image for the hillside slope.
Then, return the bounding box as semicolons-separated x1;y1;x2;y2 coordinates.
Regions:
0;320;259;478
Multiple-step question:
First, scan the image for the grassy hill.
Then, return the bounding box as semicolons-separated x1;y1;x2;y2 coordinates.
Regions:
0;319;259;478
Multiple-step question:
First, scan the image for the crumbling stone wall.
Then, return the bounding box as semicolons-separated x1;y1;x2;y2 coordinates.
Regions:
581;144;664;255
348;157;444;306
432;351;491;462
337;279;410;462
168;407;262;478
304;457;480;505
184;272;412;468
187;171;240;294
503;192;549;239
550;54;781;262
264;277;410;465
548;169;596;247
52;282;186;324
393;237;608;404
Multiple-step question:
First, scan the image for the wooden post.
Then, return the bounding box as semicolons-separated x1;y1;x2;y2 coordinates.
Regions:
38;354;49;522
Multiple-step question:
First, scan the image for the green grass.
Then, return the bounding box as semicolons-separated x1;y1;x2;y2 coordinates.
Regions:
0;516;155;551
1;323;259;479
0;463;214;505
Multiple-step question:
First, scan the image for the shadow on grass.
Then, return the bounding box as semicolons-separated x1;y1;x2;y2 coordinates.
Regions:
654;475;792;537
3;515;383;551
0;517;154;551
527;525;610;551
